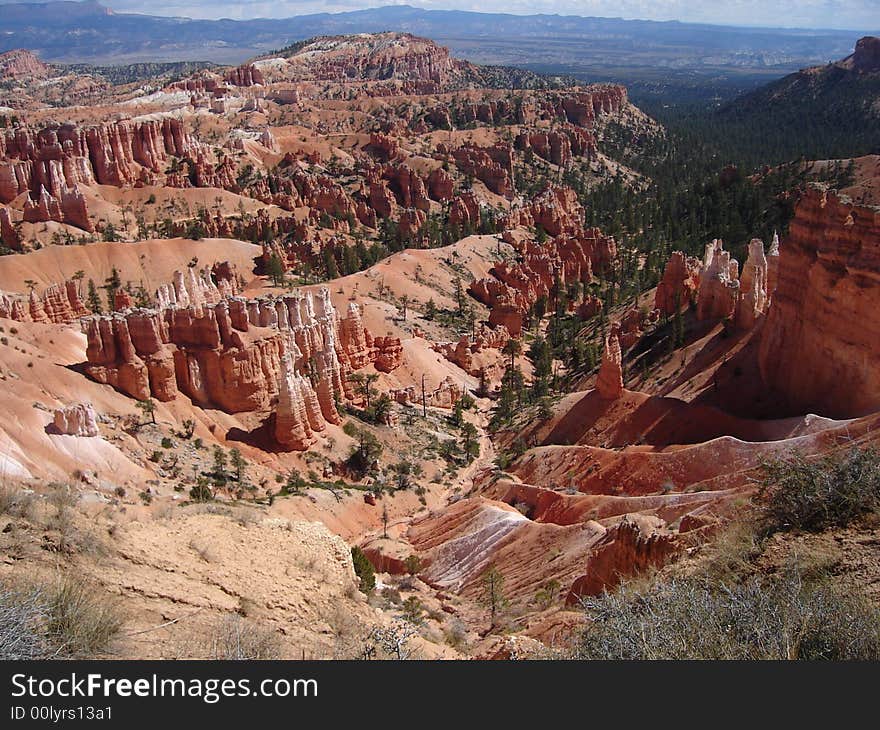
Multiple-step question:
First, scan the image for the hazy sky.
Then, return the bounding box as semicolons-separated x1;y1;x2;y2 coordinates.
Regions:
76;1;880;31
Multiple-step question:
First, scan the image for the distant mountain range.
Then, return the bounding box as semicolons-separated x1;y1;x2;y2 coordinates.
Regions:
0;1;872;75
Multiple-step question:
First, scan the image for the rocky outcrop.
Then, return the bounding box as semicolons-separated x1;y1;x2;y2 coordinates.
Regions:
767;231;781;299
0;207;20;250
514;125;594;166
596;327;624;399
654;251;701;317
0;118;196;202
501;185;587;237
374;336;403;372
366;132;399;162
0;49;51;80
448;191;481;230
696;239;739;322
432;325;510;376
441;142;514;198
21;184;92;231
851;36;880;73
734;238;769;330
0;279;89;324
83;284;399;447
225;64;265;87
567;518;678;600
275;352;323;450
758;186;880;418
427;167;454;201
469;201;616;335
391;376;463;410
51;403;99;437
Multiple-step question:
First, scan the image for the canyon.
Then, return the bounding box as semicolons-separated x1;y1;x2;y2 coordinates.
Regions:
0;31;877;661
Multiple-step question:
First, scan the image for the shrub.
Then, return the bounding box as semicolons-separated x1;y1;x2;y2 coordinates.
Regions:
576;569;880;660
0;583;47;659
206;615;281;660
0;484;34;519
44;576;123;658
758;447;880;532
351;546;375;593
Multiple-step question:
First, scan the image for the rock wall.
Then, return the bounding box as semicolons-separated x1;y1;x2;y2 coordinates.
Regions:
83;282;401;449
0;118;196;203
758;186;880;418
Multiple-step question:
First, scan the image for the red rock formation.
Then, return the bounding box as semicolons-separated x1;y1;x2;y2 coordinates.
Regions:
224;64;265;87
0;118;196;201
52;403;99;437
758;186;880;418
696;239;739;321
514;126;594;166
567;518;678;600
578;294;602;319
368;180;397;219
82;284;399;443
734;238;769;330
766;231;781;299
374;336;403;372
448;191;481;229
0;49;51;80
366;132;400;161
397;208;426;238
383;165;430;211
0;292;27;321
441;142;514;198
654;251;701;317
470;203;615;334
391;376;463;409
22;187;62;224
501;185;586;237
596;327;623;399
432;325;510;376
83;314;152;401
0;279;89;324
275;353;320;451
0;207;21;250
427;167;454;201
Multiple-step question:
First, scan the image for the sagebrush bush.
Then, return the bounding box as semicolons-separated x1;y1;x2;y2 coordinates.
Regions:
44;576;123;658
0;584;47;659
0;483;35;519
758;447;880;532
206;615;281;660
576;569;880;660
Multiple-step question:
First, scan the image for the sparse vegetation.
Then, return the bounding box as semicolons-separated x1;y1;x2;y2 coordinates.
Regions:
576;567;880;660
758;447;880;533
206;614;281;660
43;575;123;658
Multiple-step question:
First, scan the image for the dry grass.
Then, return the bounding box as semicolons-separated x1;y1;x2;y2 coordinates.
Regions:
0;483;36;520
43;575;124;658
0;582;47;659
576;566;880;660
205;615;282;660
